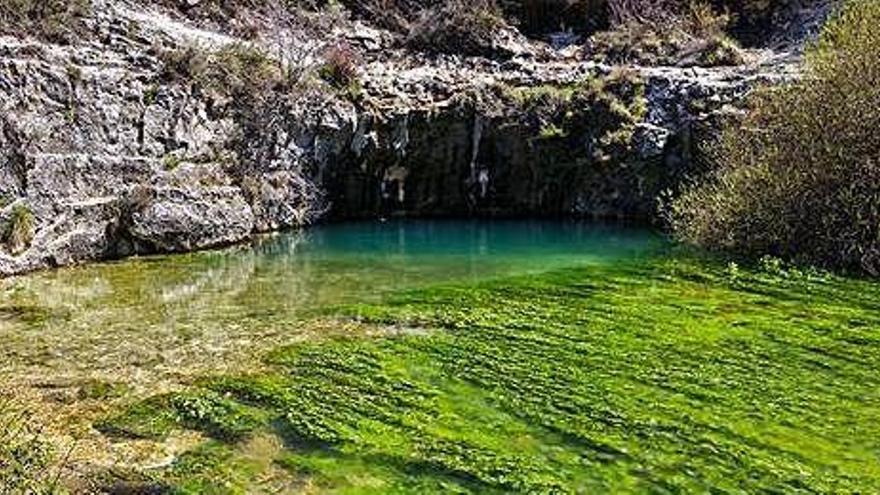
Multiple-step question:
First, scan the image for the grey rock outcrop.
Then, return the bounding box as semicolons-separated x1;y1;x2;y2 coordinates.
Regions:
0;0;818;276
116;163;255;253
124;184;255;253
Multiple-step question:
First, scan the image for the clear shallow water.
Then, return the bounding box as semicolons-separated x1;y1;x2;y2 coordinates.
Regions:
0;220;663;385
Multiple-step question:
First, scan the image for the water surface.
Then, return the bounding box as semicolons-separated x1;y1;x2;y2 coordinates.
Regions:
0;220;662;387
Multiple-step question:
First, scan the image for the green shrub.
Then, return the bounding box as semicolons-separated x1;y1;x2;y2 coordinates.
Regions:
691;34;744;66
189;43;283;97
162;153;182;171
500;68;646;159
668;0;880;275
157;45;209;84
3;205;35;255
0;0;91;43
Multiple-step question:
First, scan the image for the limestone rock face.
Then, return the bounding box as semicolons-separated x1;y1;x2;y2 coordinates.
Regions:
0;3;299;275
0;0;818;276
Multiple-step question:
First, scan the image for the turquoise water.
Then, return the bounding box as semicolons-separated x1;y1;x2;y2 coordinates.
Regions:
0;220;662;385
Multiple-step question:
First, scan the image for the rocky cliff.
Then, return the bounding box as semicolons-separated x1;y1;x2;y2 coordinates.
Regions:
0;0;829;276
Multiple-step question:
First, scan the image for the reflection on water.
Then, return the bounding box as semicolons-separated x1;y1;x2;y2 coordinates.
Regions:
0;220;663;387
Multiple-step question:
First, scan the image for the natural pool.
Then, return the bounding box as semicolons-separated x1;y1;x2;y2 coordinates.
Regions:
3;220;880;493
0;220;662;390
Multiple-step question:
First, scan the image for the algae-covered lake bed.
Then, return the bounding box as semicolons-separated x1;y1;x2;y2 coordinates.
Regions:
2;220;879;493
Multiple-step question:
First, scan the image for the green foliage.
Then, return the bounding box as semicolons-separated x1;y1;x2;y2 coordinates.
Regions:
161;440;268;494
158;43;283;98
106;256;880;492
96;396;179;440
158;46;208;85
0;0;91;43
669;0;880;275
692;34;744;66
65;63;83;84
143;85;160;105
98;391;268;442
3;205;35;255
162;154;182;171
502;69;646;159
171;392;269;442
538;122;567;139
77;380;130;401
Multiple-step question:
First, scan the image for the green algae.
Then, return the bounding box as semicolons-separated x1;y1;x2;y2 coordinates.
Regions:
104;255;880;493
0;221;658;391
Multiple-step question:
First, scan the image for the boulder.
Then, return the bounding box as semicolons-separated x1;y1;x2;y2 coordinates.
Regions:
124;184;255;253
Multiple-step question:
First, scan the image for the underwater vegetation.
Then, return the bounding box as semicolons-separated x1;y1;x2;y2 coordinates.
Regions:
101;255;880;493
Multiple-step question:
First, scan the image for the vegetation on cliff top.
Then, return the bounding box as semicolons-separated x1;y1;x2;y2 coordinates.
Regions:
0;0;90;43
669;0;880;276
499;68;647;159
99;254;880;493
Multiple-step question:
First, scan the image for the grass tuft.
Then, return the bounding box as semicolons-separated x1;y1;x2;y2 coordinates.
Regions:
3;204;35;255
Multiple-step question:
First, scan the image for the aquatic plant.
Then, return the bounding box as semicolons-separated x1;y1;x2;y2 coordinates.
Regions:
0;401;57;493
102;255;880;492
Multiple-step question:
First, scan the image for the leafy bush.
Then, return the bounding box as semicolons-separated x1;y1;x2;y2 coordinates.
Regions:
668;0;880;275
0;0;91;43
500;67;646;161
197;44;284;97
158;46;209;84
